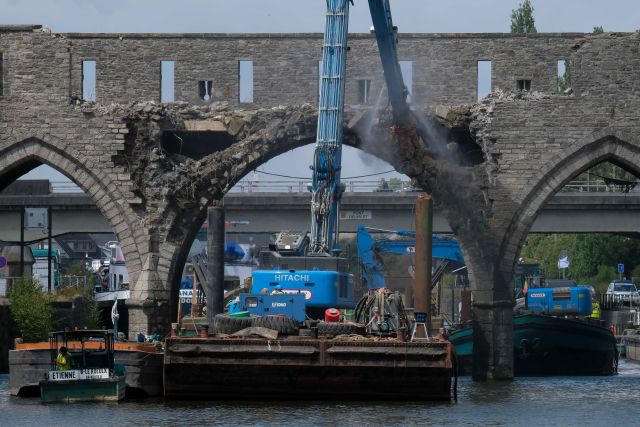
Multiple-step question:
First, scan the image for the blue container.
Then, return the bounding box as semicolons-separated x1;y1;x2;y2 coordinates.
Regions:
251;270;356;309
527;285;592;315
234;293;307;321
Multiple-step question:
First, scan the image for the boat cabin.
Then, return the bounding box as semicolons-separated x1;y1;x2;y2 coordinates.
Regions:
47;330;116;374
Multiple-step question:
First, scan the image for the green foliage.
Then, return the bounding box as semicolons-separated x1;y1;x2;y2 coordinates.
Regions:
10;276;53;342
558;61;572;93
592;26;604;34
64;267;102;329
521;233;640;286
510;0;537;34
585;264;616;294
388;178;403;191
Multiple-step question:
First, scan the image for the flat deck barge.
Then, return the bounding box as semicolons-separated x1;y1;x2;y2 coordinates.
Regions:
164;336;453;400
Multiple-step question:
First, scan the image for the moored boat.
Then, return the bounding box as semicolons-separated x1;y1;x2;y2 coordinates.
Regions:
449;314;618;376
10;340;163;398
39;329;126;402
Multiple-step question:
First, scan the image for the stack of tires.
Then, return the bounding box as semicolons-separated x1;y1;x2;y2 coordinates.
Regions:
316;321;366;337
213;314;299;336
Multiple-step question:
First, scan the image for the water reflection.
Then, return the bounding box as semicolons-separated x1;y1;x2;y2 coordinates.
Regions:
2;360;640;427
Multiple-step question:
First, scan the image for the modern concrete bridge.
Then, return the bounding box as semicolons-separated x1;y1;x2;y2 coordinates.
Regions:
3;25;640;379
1;189;638;242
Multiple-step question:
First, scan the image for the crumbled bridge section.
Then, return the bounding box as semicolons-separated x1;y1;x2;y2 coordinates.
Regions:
85;102;319;240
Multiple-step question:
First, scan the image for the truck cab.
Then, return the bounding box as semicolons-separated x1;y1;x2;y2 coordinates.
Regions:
606;280;640;304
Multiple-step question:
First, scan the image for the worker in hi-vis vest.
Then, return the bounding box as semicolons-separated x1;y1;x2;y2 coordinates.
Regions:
591;301;600;319
57;346;71;371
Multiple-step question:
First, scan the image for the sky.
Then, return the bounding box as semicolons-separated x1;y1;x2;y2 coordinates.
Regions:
7;0;640;186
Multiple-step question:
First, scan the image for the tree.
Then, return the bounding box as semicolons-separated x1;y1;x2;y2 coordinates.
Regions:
10;277;53;342
511;0;537;34
592;26;604;34
388;178;403;191
520;233;640;287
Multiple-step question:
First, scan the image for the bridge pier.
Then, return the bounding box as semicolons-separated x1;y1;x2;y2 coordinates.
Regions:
472;304;514;380
127;254;171;339
459;246;515;380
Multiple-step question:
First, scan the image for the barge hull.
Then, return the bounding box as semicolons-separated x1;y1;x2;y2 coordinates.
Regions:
450;314;618;376
164;337;453;400
39;377;126;402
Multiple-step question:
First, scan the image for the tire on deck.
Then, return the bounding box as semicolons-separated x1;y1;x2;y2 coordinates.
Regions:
253;315;299;335
213;314;254;335
317;321;365;336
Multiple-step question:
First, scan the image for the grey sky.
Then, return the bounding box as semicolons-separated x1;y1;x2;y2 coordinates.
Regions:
3;0;640;33
8;0;639;184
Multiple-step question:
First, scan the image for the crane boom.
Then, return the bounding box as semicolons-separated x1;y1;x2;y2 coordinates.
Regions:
310;0;351;255
310;0;418;255
367;0;411;123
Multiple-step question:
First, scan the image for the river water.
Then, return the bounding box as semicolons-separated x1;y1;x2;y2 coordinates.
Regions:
2;360;640;426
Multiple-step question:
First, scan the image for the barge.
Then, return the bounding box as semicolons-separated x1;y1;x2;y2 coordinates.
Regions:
449;314;618;376
164;336;453;400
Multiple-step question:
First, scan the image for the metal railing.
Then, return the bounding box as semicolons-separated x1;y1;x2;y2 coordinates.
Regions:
60;275;88;289
229;180;420;193
45;177;638;194
562;179;639;193
50;181;84;193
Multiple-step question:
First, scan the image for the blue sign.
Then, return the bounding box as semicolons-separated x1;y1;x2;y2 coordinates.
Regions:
0;256;6;269
618;263;625;273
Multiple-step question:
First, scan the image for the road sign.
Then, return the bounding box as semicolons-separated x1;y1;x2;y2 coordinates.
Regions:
0;256;6;269
618;263;625;273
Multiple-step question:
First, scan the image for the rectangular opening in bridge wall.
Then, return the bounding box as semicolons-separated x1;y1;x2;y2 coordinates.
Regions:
239;60;253;103
160;60;175;103
517;79;531;91
358;79;371;104
198;80;213;101
82;60;96;102
477;60;491;100
0;52;5;96
399;61;413;102
557;59;571;93
0;53;3;96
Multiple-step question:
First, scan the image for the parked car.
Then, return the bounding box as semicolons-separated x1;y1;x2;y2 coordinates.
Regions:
606;280;640;304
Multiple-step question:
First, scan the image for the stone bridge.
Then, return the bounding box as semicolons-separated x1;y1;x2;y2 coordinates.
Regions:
2;25;639;379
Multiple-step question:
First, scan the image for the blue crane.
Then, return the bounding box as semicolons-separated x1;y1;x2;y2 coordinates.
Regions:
309;0;351;255
310;0;415;256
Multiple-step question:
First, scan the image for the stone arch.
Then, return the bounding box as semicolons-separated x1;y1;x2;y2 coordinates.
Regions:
0;136;144;282
498;130;640;284
159;130;413;318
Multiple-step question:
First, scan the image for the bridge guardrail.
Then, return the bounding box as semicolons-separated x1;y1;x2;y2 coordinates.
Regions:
228;180;419;193
48;178;636;194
